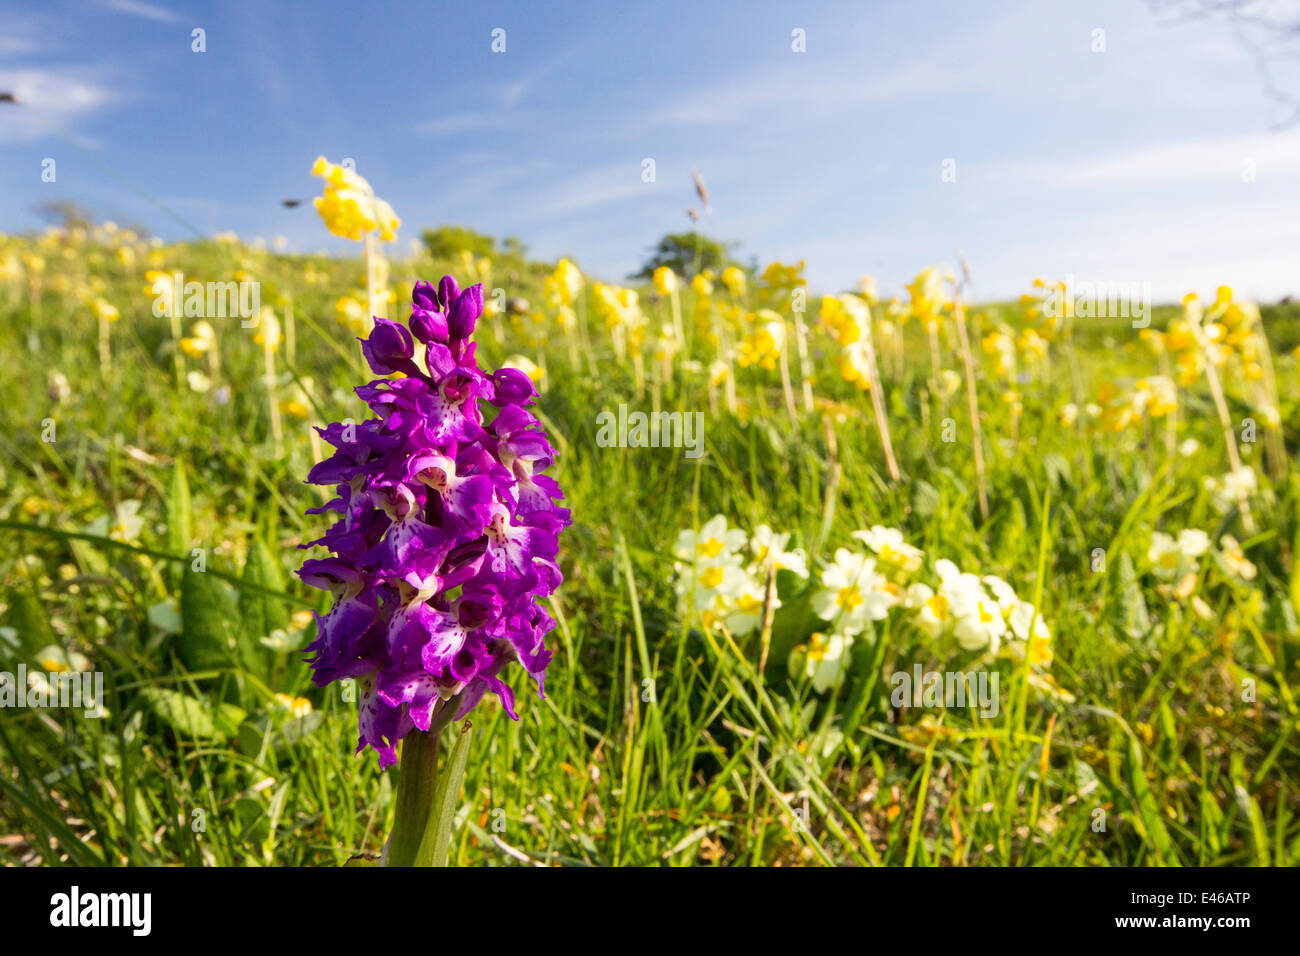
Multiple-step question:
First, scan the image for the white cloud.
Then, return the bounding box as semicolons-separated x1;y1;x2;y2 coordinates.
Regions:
995;131;1300;190
101;0;180;24
0;69;114;142
642;59;951;129
0;36;39;54
518;162;657;220
413;113;520;136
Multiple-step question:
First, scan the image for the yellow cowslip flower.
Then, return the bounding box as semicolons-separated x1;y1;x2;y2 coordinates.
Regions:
1133;376;1177;418
272;693;313;719
823;294;879;389
905;266;953;328
310;156;401;241
540;274;560;308
144;269;178;315
1017;328;1048;362
253;308;281;351
92;298;120;323
736;312;785;371
591;282;622;327
0;252;21;282
819;294;864;345
760;259;806;293
691;272;714;298
279;378;313;419
590;283;646;338
1138;327;1164;355
280;398;310;419
1163;318;1197;354
311;154;372;191
982;329;1016;377
651;322;678;362
180;320;216;357
721;266;746;297
838;341;872;389
653;266;678;295
455;249;475;276
336;293;370;334
552;258;583;305
1097;376;1176;431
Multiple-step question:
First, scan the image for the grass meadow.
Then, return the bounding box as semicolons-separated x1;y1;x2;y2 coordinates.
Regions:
1;225;1298;867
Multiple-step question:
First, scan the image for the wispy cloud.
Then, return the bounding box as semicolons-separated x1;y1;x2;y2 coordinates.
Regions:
995;130;1300;189
0;36;40;55
492;46;577;110
0;69;115;143
101;0;180;24
413;112;523;137
642;59;951;129
519;162;657;220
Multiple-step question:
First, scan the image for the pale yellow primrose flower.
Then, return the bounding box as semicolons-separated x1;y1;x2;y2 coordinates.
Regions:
749;524;809;578
904;582;952;639
1217;535;1257;581
1149;529;1210;582
811;548;895;636
673;515;748;566
851;526;923;576
792;631;853;692
931;559;1007;653
1204;466;1256;515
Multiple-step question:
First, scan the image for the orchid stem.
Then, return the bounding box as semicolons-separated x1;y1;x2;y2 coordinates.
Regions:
386;703;469;867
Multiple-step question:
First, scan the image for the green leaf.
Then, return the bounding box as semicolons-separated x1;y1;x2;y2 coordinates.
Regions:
2;588;56;657
239;538;288;676
167;458;192;559
1234;784;1271;867
911;479;941;519
139;686;246;740
1127;736;1174;864
1291;520;1300;623
1116;552;1151;643
1041;452;1073;494
178;569;239;672
417;719;474;867
147;599;182;635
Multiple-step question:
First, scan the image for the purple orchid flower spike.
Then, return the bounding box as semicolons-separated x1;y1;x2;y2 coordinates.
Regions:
299;276;570;771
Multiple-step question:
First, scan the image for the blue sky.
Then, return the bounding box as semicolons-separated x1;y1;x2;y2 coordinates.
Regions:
2;0;1298;300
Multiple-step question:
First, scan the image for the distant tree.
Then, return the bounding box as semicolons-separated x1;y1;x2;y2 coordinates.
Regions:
31;201;151;237
421;225;498;260
633;231;741;281
33;201;97;231
500;236;528;259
